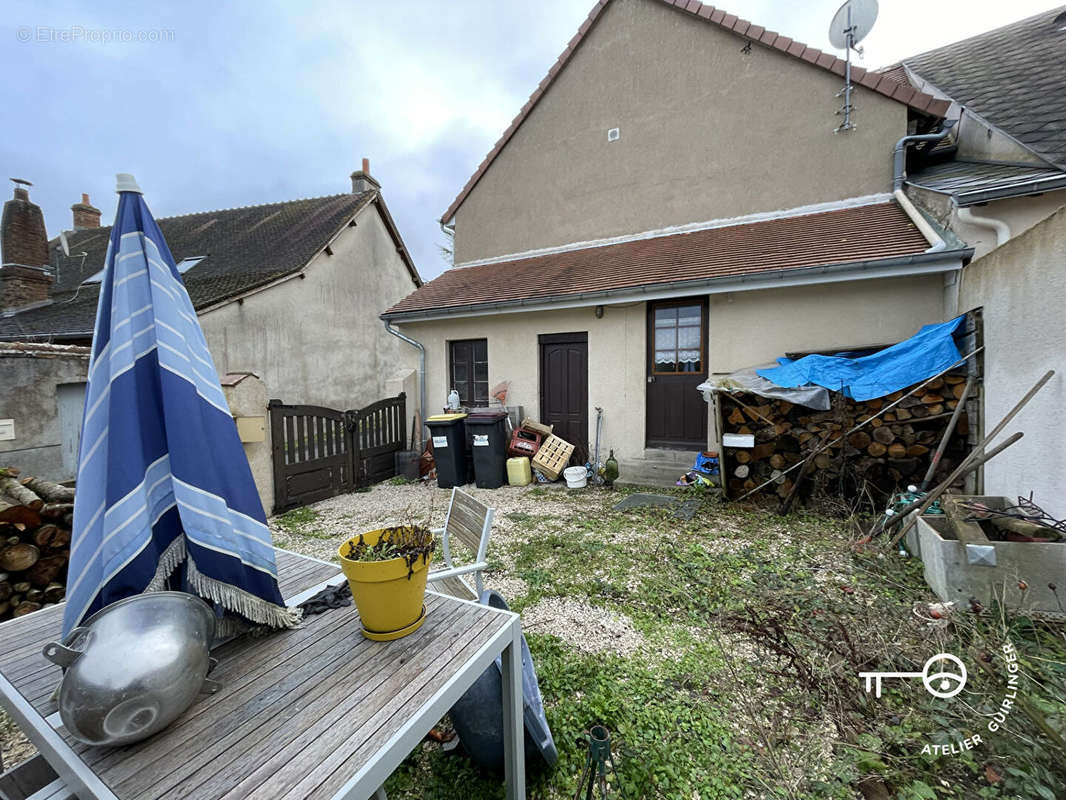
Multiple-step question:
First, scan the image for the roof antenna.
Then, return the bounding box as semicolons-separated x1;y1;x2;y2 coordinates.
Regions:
828;0;879;133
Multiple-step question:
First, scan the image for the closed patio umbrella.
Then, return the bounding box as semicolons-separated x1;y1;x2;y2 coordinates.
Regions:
63;174;300;635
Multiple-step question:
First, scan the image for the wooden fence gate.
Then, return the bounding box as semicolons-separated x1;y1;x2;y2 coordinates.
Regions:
268;393;407;513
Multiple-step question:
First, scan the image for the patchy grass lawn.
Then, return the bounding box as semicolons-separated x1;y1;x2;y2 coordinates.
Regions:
276;483;1066;800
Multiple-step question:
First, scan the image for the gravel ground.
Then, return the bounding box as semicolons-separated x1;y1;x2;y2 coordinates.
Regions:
519;596;643;656
0;710;34;772
270;481;616;558
271;481;654;658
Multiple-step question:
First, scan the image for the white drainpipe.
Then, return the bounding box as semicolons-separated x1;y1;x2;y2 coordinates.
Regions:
957;206;1011;248
894;187;947;253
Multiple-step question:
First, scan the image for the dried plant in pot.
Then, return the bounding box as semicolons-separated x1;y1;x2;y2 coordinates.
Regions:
337;525;434;641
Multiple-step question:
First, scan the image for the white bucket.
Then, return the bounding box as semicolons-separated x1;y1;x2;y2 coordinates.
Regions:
563;466;588;488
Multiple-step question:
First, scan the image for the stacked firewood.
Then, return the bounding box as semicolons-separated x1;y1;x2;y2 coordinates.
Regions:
722;375;970;505
0;469;74;621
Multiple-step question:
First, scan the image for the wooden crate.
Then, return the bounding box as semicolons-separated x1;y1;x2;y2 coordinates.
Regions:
531;434;574;480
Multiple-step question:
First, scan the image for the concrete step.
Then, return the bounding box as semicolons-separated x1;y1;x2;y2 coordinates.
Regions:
616;452;700;489
641;448;700;466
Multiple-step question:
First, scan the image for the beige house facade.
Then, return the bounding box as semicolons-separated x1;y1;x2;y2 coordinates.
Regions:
958;208;1066;518
388;0;973;483
397;272;952;468
448;0;910;265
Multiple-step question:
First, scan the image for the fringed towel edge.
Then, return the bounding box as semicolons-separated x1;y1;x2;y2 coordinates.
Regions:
142;536;302;629
187;555;303;630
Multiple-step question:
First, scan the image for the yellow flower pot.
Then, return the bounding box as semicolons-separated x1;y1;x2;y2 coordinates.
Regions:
338;528;434;641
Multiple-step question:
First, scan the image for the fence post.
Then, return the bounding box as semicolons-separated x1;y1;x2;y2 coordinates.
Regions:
345;409;363;489
267;399;287;514
398;392;407;452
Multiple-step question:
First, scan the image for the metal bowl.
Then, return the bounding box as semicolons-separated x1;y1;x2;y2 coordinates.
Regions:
42;591;220;746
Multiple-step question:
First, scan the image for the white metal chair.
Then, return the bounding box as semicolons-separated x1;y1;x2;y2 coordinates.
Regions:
426;487;494;600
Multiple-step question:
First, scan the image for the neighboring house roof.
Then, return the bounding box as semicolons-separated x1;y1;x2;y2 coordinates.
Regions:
876;63;910;87
900;6;1066;169
0;191;420;341
440;0;951;224
388;201;965;319
906;160;1066;206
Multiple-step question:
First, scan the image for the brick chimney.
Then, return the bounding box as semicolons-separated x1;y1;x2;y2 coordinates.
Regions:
350;158;381;194
71;193;101;230
1;179;53;311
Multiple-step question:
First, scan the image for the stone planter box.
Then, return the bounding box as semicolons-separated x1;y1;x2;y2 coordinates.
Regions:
906;497;1066;618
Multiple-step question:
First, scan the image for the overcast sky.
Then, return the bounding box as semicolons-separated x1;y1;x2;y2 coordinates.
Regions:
3;0;1060;281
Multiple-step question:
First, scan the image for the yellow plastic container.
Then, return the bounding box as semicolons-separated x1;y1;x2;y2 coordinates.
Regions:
338;528;434;640
507;456;533;486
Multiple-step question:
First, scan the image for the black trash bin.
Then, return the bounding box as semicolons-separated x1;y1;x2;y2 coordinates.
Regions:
466;409;509;489
426;413;469;488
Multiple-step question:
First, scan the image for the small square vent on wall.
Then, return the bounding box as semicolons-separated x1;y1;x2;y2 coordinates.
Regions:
607;127;620;142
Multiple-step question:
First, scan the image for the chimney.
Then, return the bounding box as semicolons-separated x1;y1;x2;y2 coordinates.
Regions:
1;179;53;311
350;158;381;194
71;193;101;230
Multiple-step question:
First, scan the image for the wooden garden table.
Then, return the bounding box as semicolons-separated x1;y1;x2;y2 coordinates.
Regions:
0;549;525;800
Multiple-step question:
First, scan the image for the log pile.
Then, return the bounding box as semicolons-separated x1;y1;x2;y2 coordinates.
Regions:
0;468;74;622
720;375;971;507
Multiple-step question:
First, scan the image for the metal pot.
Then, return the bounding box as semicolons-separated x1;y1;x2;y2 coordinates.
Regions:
42;591;221;746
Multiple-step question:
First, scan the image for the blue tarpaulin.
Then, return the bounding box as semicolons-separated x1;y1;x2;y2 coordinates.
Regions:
756;316;965;402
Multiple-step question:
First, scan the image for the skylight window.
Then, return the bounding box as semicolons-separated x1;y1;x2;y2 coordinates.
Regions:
175;256;205;273
82;256;205;284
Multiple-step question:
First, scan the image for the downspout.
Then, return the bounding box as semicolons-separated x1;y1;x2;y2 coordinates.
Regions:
384;320;427;448
957;206;1011;248
892;123;956;253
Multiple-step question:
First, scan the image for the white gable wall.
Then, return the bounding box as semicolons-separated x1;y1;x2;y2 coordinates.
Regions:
199;204;419;413
451;0;909;263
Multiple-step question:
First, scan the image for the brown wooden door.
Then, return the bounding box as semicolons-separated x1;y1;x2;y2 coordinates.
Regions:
646;298;708;448
539;333;588;463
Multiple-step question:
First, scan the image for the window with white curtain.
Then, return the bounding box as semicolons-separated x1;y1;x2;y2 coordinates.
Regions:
653;304;703;373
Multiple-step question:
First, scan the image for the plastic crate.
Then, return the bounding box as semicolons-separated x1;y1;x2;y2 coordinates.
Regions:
530;434;575;481
508;427;544;459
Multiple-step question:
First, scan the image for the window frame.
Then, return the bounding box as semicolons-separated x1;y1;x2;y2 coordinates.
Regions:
448;338;489;408
650;299;707;376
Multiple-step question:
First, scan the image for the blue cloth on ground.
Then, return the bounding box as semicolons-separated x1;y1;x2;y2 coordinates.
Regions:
756;316;964;401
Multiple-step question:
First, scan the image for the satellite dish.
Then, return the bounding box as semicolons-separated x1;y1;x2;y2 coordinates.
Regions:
829;0;878;50
59;230;70;257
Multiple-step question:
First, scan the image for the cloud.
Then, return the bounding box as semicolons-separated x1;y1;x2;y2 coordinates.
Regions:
2;0;1061;285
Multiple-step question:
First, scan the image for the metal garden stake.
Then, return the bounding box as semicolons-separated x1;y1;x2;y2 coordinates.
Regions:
575;725;621;800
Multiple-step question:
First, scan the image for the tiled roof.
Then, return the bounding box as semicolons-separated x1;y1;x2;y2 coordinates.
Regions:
440;0;951;223
901;6;1066;168
877;63;910;86
906;160;1066;206
388;201;944;318
0;191;420;341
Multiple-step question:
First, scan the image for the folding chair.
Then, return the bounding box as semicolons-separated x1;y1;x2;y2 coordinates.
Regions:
427;487;494;600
